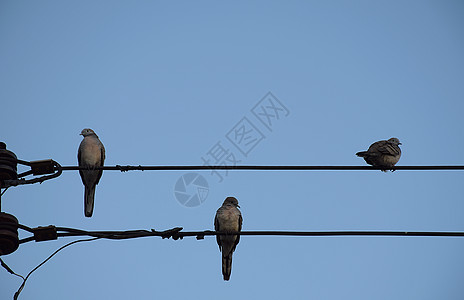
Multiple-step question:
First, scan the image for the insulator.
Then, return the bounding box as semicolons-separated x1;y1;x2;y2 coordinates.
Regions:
0;142;18;181
0;212;19;256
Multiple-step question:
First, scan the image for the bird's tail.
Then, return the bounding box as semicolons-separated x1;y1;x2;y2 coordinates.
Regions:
84;186;95;217
356;151;367;157
222;253;233;281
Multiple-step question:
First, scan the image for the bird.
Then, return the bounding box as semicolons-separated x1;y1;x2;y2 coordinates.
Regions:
214;197;242;281
356;137;402;171
78;128;105;217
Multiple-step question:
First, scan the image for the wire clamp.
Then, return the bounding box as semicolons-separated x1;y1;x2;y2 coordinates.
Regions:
33;225;57;242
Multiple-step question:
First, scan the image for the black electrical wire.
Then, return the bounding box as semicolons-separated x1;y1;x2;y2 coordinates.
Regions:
0;257;24;280
12;237;100;300
7;225;464;299
2;156;463;299
16;225;464;245
2;160;62;189
59;165;464;171
1;187;9;196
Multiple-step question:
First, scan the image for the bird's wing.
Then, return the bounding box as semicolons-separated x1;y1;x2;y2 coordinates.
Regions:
231;210;242;253
214;211;222;250
77;142;87;185
94;141;105;185
377;142;400;156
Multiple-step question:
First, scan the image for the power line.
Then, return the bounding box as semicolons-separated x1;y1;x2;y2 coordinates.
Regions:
3;162;463;190
16;225;464;245
6;225;464;299
1;237;100;300
59;165;464;171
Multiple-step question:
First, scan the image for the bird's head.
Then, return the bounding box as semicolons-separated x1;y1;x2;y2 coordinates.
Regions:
223;197;240;208
80;128;97;137
388;137;401;145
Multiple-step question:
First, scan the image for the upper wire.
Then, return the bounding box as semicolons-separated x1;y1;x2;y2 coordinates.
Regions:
59;165;464;171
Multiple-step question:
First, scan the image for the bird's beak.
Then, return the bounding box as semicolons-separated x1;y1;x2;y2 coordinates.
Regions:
237;204;240;208
399;142;402;145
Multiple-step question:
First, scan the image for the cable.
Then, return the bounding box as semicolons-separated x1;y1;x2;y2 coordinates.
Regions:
16;225;464;245
59;165;464;171
2;160;62;189
1;187;9;196
0;257;25;281
17;224;34;233
13;237;100;300
7;226;464;298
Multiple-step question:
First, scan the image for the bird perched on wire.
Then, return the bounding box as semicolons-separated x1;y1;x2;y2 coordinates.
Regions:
78;128;105;217
356;137;402;171
214;197;242;281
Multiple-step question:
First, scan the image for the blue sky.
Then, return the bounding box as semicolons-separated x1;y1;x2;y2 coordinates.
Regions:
1;1;464;299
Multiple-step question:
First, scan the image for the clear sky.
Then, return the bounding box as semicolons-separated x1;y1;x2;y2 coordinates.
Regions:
1;1;464;299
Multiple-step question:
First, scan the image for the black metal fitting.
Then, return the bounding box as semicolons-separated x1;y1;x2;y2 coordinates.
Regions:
30;160;56;176
33;225;58;242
